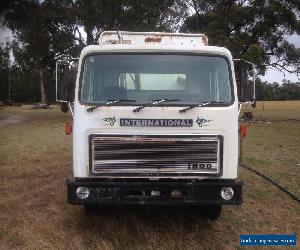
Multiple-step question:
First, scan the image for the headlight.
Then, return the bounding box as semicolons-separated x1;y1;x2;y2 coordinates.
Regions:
220;187;234;200
76;187;90;200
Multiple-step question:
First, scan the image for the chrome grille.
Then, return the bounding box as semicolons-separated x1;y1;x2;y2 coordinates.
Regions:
90;135;222;177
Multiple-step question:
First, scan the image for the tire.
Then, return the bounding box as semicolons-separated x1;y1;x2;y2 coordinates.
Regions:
201;205;222;220
84;205;98;216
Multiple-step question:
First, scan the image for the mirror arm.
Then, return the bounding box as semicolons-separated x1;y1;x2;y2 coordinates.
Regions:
68;102;74;117
252;67;256;108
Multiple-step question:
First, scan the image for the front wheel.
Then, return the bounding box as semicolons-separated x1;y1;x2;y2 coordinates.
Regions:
84;205;98;216
201;205;222;220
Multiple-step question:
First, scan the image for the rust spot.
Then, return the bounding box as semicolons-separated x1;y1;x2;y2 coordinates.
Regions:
145;37;162;43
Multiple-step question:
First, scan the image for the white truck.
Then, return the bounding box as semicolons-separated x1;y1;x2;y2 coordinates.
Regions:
56;31;256;219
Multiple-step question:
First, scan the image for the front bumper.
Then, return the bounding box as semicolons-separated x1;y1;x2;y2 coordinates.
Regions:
67;178;243;205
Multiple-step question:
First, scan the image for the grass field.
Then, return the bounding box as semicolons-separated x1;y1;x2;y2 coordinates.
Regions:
0;101;299;249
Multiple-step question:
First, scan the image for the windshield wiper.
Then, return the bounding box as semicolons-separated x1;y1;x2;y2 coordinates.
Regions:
179;101;214;113
87;99;136;112
133;99;180;113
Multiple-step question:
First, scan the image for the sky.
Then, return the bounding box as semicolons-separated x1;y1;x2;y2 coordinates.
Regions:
0;23;299;83
0;24;11;45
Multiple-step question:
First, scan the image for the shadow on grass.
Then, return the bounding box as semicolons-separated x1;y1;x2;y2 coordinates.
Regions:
76;205;215;233
64;205;220;249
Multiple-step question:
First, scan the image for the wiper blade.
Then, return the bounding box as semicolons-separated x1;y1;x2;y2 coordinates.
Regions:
133;99;180;113
87;99;136;112
179;101;213;113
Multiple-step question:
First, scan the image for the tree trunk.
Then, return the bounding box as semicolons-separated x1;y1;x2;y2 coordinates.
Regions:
135;73;141;90
39;67;47;104
85;25;94;45
240;63;248;101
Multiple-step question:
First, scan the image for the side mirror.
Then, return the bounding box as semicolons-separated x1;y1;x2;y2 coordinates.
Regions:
56;58;78;103
234;59;256;108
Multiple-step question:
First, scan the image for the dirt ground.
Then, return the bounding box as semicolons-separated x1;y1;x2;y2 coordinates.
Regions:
0;114;27;127
0;103;299;250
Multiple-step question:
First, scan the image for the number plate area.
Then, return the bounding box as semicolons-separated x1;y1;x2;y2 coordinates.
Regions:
90;134;222;177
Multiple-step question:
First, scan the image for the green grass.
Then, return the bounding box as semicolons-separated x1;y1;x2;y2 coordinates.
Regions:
0;103;299;249
243;100;300;121
242;101;300;196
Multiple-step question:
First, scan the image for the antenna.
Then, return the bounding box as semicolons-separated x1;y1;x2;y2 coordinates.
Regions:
117;30;123;44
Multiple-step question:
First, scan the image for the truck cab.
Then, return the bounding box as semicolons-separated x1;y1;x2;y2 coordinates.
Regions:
58;31;243;219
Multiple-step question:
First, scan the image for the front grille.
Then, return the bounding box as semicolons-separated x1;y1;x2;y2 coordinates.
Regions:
90;134;222;177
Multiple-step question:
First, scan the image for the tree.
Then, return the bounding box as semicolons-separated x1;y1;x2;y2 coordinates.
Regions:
2;0;187;103
3;0;80;103
0;45;10;101
182;0;300;76
253;78;300;100
69;0;187;45
280;80;300;100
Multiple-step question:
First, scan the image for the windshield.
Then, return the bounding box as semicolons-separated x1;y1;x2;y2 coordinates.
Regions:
80;54;233;105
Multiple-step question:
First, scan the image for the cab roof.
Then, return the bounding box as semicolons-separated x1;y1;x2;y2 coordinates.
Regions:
80;31;233;61
99;31;208;47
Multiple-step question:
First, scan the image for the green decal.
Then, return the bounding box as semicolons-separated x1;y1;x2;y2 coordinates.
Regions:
103;116;117;126
196;117;212;127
